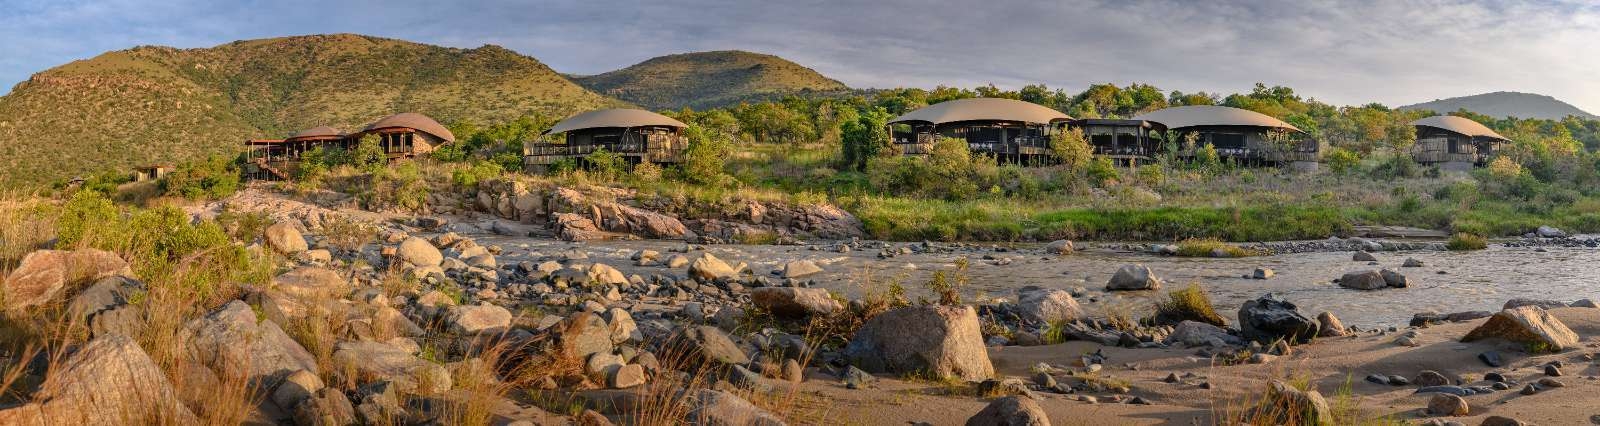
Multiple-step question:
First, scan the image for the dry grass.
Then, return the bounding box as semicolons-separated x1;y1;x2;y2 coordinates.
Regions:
1149;283;1227;327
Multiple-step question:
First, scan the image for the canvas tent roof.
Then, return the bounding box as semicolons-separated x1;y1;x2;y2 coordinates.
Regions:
361;112;455;142
543;108;689;135
285;125;344;141
1133;105;1301;132
1411;115;1508;141
889;98;1072;126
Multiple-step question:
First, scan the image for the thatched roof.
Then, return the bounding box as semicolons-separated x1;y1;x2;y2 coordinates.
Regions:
1412;115;1508;141
1133;105;1301;132
361;112;455;142
889;98;1072;126
285;125;344;141
543;108;688;135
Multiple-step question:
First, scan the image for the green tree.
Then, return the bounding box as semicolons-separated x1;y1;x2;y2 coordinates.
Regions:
1050;127;1093;170
841;107;893;171
351;134;387;172
679;124;731;185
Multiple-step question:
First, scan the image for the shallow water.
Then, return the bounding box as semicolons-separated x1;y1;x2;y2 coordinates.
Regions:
473;234;1600;328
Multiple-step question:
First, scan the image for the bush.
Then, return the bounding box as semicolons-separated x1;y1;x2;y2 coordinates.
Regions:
1446;233;1487;251
1487;156;1522;179
160;156;240;200
1174;238;1256;257
1135;164;1166;187
1325;147;1360;175
1085;156;1119;187
1148;283;1226;327
450;160;504;188
1050;127;1092;169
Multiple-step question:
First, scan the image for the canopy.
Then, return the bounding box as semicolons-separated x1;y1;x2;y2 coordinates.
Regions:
889;98;1072;126
543;108;688;135
1411;115;1508;141
285;125;344;141
1133;105;1300;132
361;112;455;142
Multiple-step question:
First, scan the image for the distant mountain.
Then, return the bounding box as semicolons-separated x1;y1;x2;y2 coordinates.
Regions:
1399;91;1596;120
0;34;623;186
573;50;849;110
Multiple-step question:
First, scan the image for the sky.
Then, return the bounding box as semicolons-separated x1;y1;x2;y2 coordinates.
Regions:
4;0;1599;112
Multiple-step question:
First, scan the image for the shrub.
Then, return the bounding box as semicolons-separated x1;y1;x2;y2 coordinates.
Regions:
1325;147;1360;175
450;160;504;188
584;147;627;182
1487;156;1522;179
160;156;240;200
1050;127;1092;170
1085;156;1119;187
1174;238;1256;257
1446;233;1487;251
632;161;663;183
1135;164;1166;187
922;258;970;305
1149;284;1226;326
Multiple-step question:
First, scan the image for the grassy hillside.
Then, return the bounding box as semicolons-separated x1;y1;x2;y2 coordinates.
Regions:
1400;91;1596;120
573;50;849;110
0;33;623;186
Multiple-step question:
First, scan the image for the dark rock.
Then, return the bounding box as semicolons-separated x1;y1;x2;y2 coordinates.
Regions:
1237;294;1318;344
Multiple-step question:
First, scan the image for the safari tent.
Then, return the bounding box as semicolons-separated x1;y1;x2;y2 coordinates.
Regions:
888;98;1072;164
524;108;689;172
1132;105;1318;170
1410;115;1508;171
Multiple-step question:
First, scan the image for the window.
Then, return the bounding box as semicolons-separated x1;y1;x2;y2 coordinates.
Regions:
1209;133;1246;149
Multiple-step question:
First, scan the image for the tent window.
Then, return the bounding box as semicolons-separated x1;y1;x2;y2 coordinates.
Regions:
1210;133;1246;149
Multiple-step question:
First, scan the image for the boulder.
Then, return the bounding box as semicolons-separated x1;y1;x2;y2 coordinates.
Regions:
601;308;641;344
1427;393;1469;416
332;341;452;394
689;253;738;280
1105;264;1161;291
1262;380;1331;425
1414;370;1450;387
665;325;751;368
844;305;994;381
558;313;616;360
1315;312;1347;337
272;369;325;411
272;267;350;300
1237;294;1318;344
1461;306;1579;352
609;363;647;389
1252;268;1275;279
779;260;823;279
665;255;690;269
2;249;131;311
292;388;357;426
1502;298;1567;310
1013;286;1082;324
396;237;442;267
965;395;1050;426
1379;269;1408;288
0;335;197;425
751;287;842;318
1352;251;1377;262
264;222;309;254
1338;270;1388;290
587;263;629;286
179;300;319;385
1402;258;1425;267
1043;240;1074;255
1165;320;1242;348
1536;225;1567;238
686;389;786;426
448;303;512;334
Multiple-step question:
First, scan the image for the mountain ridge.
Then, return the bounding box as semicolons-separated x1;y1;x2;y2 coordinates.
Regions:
1399;91;1595;120
572;50;850;110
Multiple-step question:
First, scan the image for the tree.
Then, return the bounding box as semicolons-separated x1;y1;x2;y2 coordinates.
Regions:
679;124;731;185
1050;127;1092;170
351;134;387;172
841;107;893;171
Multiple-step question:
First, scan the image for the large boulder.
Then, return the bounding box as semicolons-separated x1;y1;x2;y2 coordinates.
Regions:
264;222;309;254
332;341;452;394
272;267;350;300
179;300;319;385
1461;306;1579;352
665;325;751;368
1165;320;1242;347
686;389;786;426
1536;225;1567;238
844;305;993;381
779;260;823;279
1502;298;1568;310
751;287;842;318
1105;264;1161;291
555;312;615;360
1337;271;1388;290
1237;294;1318;344
0;335;197;425
966;395;1050;426
447;303;513;334
1043;240;1074;255
688;253;738;280
1013;286;1081;324
2;249;130;311
396;237;442;267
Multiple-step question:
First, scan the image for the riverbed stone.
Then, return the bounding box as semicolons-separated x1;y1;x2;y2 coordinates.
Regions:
1537;225;1567;238
1044;240;1075;255
1014;286;1082;324
179;300;318;385
1415;370;1450;387
1338;270;1388;290
780;260;824;278
1316;312;1347;337
1379;269;1408;288
665;325;750;368
751;287;841;318
1353;251;1377;262
966;395;1049;426
1461;306;1579;352
1264;380;1331;425
1105;264;1161;291
1165;320;1241;347
1252;268;1274;279
0;335;197;425
686;389;786;426
447;303;512;334
844;305;994;381
264;222;309;254
689;253;738;280
1427;393;1469;416
1238;294;1318;344
1502;298;1567;310
2;249;131;311
332;341;452;394
1403;258;1425;267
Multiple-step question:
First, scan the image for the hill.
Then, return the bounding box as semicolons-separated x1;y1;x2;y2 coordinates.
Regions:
1399;91;1596;120
572;50;849;110
0;33;623;186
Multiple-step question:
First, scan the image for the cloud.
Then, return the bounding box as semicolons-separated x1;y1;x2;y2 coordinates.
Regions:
2;0;1598;112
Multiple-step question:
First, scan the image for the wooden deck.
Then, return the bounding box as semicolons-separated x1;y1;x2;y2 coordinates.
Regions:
523;142;685;166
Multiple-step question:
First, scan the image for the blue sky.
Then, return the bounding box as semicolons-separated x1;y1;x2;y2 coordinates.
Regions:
4;0;1599;112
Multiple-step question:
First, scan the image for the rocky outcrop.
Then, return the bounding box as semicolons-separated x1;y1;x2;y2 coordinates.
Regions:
2;249;131;311
844;305;993;381
1238;294;1318;344
1461;306;1579;352
0;335;197;425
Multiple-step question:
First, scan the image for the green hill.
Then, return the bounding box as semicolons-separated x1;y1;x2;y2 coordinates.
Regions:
573;50;849;110
1399;91;1596;120
0;33;622;186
